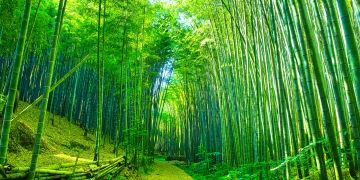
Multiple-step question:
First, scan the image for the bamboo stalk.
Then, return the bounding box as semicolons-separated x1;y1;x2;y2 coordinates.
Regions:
0;173;27;180
44;157;123;170
10;54;89;122
37;172;88;178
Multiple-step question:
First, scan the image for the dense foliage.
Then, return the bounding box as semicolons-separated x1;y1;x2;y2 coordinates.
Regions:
0;0;359;179
0;0;177;175
156;0;360;179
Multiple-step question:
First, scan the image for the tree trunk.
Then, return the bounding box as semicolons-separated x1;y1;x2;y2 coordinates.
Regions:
28;0;66;178
0;0;32;165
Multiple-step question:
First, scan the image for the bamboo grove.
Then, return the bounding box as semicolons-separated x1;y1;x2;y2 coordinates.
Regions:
0;0;360;179
0;0;175;178
156;0;360;179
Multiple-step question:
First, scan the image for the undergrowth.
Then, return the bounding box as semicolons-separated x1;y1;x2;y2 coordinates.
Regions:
4;101;118;167
175;141;356;180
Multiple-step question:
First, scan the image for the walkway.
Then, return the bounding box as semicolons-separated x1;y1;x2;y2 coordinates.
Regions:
142;159;193;180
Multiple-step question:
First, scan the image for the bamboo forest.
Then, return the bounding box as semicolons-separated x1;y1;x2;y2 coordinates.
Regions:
0;0;359;179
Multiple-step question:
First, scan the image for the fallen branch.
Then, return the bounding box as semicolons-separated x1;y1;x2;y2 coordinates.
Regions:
1;156;126;179
37;172;89;179
94;158;124;178
1;172;27;179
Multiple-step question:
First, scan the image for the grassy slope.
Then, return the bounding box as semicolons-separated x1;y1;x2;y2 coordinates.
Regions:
5;101;119;167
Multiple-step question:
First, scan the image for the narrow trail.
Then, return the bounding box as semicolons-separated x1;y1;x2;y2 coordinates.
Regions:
142;159;193;180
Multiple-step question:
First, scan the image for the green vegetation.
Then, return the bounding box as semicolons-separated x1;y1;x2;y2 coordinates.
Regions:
7;101;116;168
0;0;359;179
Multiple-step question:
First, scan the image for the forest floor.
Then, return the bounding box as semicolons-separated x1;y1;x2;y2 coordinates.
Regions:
4;101;119;167
140;157;193;180
2;101;191;179
2;102;355;179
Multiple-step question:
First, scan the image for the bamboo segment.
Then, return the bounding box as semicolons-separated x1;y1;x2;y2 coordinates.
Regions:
0;0;32;165
1;157;125;179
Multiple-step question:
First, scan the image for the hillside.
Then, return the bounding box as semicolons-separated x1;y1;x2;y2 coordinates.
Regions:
5;101;118;168
2;101;193;179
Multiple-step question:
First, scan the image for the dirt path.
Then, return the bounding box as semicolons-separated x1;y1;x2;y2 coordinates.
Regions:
54;153;93;163
142;160;193;180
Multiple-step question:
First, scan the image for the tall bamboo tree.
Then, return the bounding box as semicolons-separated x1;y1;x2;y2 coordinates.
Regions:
0;0;32;165
28;0;66;178
94;0;104;163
